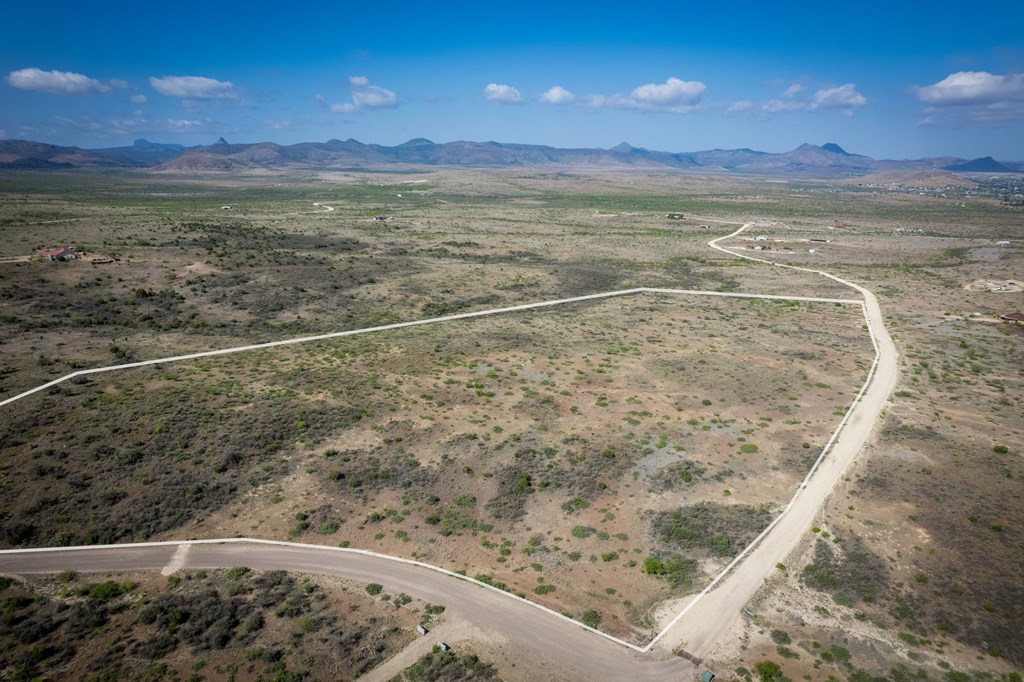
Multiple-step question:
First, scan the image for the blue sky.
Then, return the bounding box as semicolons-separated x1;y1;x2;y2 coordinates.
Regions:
3;0;1023;158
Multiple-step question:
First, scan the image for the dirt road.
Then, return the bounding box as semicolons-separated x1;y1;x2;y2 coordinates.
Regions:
648;223;899;656
0;541;690;681
0;220;898;679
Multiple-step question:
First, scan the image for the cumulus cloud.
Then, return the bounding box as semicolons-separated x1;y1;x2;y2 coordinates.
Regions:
131;94;147;104
914;71;1024;124
540;85;575;105
811;83;866;110
622;77;705;110
5;67;124;94
484;83;522;104
149;75;238;99
727;82;865;116
914;71;1024;106
553;77;705;113
330;76;398;113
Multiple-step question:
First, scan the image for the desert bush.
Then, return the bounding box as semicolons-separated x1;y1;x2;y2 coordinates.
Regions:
801;537;887;604
642;553;699;588
650;502;773;557
396;647;499;681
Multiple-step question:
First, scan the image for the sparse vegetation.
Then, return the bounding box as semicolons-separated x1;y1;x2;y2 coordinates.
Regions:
2;167;1017;677
0;568;416;680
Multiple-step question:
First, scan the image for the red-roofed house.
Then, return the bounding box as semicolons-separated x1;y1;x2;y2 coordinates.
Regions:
38;247;78;262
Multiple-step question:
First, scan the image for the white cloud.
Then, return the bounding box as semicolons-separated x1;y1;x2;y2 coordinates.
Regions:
353;85;398;108
577;95;608;108
330;76;398;113
914;71;1024;106
624;77;705;110
565;77;706;113
540;85;575;105
811;83;866;110
149;75;238;99
727;82;866;117
484;83;522;104
5;67;124;94
762;98;805;113
131;94;147;104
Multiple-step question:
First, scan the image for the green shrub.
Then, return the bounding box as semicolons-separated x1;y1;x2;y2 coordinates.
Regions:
88;581;122;601
754;660;783;682
453;493;476;508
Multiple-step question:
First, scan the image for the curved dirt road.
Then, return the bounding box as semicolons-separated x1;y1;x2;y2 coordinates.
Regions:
0;541;689;681
647;223;899;656
0;221;898;679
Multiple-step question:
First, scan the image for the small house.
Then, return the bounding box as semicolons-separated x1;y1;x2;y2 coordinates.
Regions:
755;235;768;241
416;625;428;636
701;672;716;682
220;205;233;210
437;642;451;652
38;247;78;262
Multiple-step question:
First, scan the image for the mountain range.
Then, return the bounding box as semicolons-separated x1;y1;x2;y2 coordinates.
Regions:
0;137;1021;177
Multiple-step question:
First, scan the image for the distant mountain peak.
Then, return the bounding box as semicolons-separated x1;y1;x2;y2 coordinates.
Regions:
822;142;851;156
399;137;434;146
943;156;1010;173
610;142;633;153
214;137;229;145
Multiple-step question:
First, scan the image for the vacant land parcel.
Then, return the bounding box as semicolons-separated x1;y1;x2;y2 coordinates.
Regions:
3;168;1020;679
1;287;870;641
